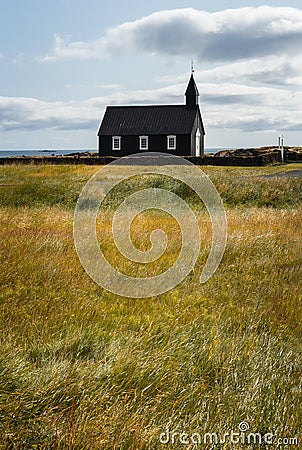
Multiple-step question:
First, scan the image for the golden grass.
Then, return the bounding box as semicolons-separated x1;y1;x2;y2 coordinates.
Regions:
0;164;301;449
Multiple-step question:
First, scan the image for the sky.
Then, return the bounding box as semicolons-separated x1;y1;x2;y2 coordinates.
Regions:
0;0;302;150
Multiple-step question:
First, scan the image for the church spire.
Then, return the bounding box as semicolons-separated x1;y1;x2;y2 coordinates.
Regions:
185;71;199;110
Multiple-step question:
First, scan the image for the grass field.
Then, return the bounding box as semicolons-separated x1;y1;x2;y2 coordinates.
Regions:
0;163;301;449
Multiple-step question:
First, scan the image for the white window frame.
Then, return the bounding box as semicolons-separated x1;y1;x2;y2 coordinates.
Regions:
167;135;176;150
195;129;201;156
139;135;148;151
112;136;121;151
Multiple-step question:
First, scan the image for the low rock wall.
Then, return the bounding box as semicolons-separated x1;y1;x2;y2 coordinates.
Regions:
0;149;301;166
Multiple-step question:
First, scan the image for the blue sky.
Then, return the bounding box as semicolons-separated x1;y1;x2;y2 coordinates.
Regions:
0;0;302;150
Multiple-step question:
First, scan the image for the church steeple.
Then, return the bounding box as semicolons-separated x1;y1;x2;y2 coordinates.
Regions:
185;73;199;109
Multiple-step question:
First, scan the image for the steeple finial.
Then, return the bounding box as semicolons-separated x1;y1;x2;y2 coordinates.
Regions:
191;60;194;74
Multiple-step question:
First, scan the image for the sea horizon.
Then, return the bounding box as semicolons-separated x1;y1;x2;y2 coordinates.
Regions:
0;148;229;157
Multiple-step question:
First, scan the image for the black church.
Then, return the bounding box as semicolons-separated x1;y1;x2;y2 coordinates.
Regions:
97;74;205;157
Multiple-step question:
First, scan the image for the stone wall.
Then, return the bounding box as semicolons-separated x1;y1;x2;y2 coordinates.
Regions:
0;149;300;166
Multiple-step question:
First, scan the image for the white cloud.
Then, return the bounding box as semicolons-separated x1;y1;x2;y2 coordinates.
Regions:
1;76;301;135
0;96;100;132
17;5;301;140
40;6;302;63
32;4;302;139
40;34;103;62
198;56;302;89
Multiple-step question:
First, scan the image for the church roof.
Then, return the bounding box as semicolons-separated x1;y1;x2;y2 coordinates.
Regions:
98;105;203;136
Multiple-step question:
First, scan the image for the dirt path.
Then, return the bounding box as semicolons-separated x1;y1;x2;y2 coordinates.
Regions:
260;170;302;179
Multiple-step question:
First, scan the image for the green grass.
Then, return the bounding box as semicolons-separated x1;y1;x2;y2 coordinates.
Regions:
1;163;301;209
0;164;301;449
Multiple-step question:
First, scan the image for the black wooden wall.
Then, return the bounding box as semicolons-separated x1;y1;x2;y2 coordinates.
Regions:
99;134;192;157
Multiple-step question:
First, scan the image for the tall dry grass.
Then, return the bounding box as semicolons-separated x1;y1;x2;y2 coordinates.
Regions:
0;164;301;449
